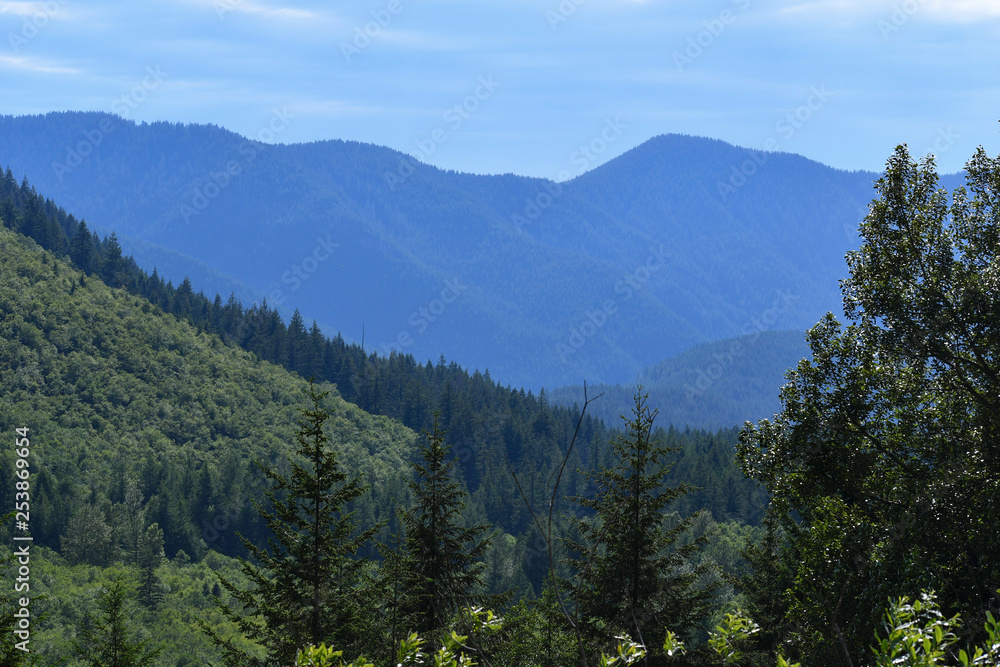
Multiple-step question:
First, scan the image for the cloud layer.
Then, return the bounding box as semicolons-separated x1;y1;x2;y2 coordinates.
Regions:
1;0;998;176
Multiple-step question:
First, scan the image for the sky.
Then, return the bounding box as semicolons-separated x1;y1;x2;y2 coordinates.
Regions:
2;0;999;178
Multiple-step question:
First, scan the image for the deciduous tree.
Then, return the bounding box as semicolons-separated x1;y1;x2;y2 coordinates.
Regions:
738;145;1000;664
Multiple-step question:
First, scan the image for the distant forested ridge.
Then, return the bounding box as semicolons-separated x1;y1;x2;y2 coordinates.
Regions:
0;112;889;388
0;173;765;662
552;329;811;430
0;166;767;529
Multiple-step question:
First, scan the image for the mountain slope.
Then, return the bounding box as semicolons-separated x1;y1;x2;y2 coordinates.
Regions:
0;180;768;663
550;330;811;430
0;223;417;558
1;112;880;388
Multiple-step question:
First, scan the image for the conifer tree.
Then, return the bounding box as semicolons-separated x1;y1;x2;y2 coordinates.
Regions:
373;530;419;662
398;414;493;638
570;390;715;658
114;478;147;568
101;232;124;286
69;220;94;274
73;573;162;667
60;502;117;566
735;507;796;664
136;523;165;609
202;380;377;665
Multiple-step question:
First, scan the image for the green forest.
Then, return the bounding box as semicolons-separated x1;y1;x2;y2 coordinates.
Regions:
2;142;1000;666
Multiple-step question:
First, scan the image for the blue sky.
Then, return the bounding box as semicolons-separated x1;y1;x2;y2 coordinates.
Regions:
3;0;999;177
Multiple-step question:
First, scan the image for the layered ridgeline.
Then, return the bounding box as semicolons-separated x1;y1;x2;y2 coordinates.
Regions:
550;330;811;430
0;176;767;662
0;166;764;535
0;112;881;388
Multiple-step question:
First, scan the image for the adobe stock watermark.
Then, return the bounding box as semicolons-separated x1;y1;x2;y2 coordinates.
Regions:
877;0;926;40
340;0;411;62
376;278;468;356
545;0;586;30
214;0;244;20
556;244;672;363
7;0;67;53
682;289;799;399
51;66;168;182
511;116;628;232
922;126;960;159
673;0;751;72
716;84;833;202
179;107;294;223
201;495;248;546
843;205;869;245
383;75;502;191
262;235;340;307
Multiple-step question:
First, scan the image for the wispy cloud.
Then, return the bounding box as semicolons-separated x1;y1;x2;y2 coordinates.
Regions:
181;0;329;21
376;29;502;51
776;0;1000;21
0;54;78;74
0;1;60;16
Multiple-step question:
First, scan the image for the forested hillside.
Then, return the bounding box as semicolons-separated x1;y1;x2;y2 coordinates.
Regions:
0;223;419;662
0;113;882;388
6;137;995;667
0;173;766;664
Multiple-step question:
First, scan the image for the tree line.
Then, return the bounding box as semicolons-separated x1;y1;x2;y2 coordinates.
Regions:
5;141;999;665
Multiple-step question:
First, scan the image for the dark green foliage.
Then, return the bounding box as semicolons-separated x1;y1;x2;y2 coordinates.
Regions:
0;168;756;575
0;221;416;565
396;415;492;637
203;381;378;665
72;572;163;667
490;581;579;667
371;532;415;661
136;524;165;609
738;145;1000;664
61;503;117;566
69;220;94;274
570;392;717;660
734;508;796;667
115;479;148;568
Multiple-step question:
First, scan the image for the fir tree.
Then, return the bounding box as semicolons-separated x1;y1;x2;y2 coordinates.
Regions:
73;573;162;667
114;478;147;568
60;502;117;566
136;524;165;609
398;414;493;638
373;530;419;663
736;507;796;666
570;390;716;659
201;380;378;665
69;221;94;273
101;231;124;286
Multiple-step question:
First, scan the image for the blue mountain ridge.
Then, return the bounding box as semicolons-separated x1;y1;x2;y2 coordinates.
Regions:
0;111;963;389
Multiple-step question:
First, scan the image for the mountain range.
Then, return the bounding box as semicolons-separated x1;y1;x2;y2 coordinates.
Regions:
550;329;812;431
0;111;955;391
